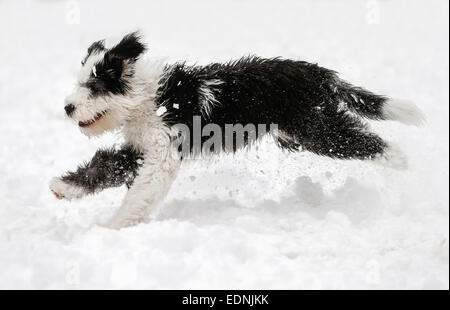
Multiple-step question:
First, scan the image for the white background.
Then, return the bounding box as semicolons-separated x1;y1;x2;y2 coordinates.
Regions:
0;0;448;289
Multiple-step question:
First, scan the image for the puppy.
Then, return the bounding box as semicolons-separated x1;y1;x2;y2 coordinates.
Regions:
49;32;425;229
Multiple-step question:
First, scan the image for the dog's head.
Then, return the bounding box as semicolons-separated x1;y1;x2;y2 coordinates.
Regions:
64;32;146;136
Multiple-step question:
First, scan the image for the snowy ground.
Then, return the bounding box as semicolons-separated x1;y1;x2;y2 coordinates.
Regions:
0;0;448;289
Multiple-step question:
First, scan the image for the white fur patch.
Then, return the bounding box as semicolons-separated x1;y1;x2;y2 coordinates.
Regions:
49;177;86;200
104;133;181;230
78;52;104;84
383;99;426;126
373;142;408;170
198;79;224;118
97;58;180;229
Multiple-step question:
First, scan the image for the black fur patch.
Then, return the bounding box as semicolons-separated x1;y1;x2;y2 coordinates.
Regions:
83;32;147;97
107;31;147;60
156;56;388;159
84;54;130;96
82;40;105;66
61;145;144;194
333;79;387;120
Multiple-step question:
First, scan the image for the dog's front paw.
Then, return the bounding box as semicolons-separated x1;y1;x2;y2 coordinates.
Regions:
49;177;86;200
102;214;145;230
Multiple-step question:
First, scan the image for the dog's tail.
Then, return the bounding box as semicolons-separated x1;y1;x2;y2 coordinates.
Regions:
335;80;426;126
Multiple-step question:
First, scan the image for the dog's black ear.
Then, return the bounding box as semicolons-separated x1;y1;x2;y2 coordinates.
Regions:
87;40;106;55
107;31;147;60
82;40;106;65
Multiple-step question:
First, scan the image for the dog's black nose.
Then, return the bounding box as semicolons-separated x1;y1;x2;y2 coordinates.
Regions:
64;104;75;116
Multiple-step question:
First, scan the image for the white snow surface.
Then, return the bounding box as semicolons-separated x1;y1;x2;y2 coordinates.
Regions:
0;0;448;289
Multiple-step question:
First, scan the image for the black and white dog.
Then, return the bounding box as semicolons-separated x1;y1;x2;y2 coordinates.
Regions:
49;32;425;229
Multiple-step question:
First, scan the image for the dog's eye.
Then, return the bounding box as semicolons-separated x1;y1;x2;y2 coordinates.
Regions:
81;60;85;66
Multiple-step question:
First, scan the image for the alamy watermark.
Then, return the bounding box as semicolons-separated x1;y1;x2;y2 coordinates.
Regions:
171;116;279;158
65;0;80;25
366;0;381;25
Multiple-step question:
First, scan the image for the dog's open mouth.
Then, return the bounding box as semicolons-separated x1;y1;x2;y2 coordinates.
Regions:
78;110;108;128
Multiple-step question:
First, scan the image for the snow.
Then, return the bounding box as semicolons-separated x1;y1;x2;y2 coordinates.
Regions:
0;0;448;289
156;106;167;117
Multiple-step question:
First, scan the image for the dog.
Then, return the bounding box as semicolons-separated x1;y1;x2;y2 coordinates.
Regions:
49;32;425;229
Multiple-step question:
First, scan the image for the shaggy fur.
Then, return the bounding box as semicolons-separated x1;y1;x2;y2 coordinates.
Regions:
49;32;425;229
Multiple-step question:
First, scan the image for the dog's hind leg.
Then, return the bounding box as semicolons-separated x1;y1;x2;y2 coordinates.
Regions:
291;111;407;169
105;137;181;229
49;145;143;200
